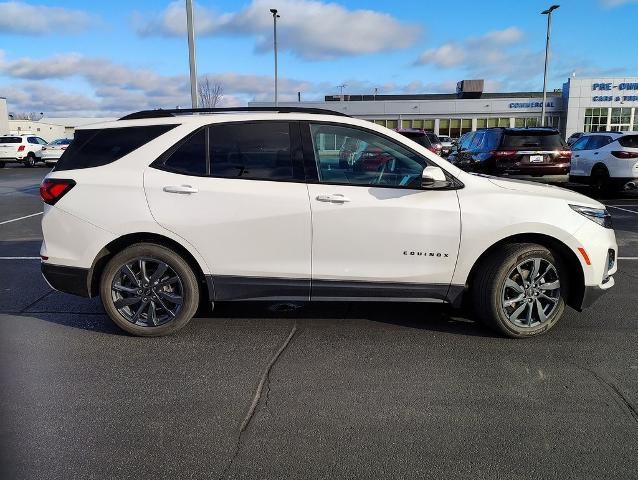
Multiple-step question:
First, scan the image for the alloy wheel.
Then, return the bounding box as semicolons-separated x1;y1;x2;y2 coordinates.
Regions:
501;257;561;328
110;257;184;327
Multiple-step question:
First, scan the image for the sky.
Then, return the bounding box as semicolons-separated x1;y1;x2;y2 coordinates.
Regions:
0;0;637;116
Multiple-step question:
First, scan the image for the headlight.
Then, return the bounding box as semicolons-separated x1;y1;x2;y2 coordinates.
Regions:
570;204;613;228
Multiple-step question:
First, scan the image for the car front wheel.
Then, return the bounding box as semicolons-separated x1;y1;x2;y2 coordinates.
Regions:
99;243;200;336
472;243;565;338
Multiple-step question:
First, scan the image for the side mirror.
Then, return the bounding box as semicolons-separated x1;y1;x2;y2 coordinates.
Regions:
422;166;450;189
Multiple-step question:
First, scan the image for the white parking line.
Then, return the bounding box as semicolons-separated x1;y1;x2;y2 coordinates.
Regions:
0;212;43;225
0;257;40;260
619;257;638;260
607;206;638;215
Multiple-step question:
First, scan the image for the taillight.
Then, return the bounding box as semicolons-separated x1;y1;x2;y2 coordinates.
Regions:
611;151;638;159
559;150;572;159
491;150;517;157
40;179;76;205
17;145;25;152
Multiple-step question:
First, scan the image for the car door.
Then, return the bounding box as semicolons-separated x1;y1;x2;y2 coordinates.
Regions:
579;136;612;176
303;122;461;301
569;135;590;176
144;121;312;301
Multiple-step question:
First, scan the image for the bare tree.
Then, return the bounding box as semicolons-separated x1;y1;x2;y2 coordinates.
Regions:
10;112;44;120
198;77;223;108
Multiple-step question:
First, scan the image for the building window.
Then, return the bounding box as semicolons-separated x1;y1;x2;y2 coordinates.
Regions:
633;108;638;132
373;120;386;127
423;119;434;131
412;119;423;129
515;118;526;128
610;107;632;131
584;107;609;132
402;119;411;129
476;118;487;129
386;120;398;129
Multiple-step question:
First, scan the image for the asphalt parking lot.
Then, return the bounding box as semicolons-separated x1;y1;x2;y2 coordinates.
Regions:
1;165;637;480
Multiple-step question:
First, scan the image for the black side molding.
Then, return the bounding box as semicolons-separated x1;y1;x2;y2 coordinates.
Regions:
207;275;459;304
41;263;91;297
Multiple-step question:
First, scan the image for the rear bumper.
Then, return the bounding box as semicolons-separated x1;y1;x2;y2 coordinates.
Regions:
41;262;91;297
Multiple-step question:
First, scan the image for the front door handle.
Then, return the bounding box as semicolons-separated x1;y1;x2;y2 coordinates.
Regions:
163;185;199;194
316;194;351;204
574;154;580;158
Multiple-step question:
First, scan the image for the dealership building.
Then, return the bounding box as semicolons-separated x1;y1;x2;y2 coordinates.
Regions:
252;76;638;139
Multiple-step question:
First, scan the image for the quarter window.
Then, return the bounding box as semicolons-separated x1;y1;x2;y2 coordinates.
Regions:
310;123;427;188
163;129;207;176
209;122;294;181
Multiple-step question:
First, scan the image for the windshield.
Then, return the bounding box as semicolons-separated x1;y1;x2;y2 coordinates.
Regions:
400;131;431;148
0;137;22;144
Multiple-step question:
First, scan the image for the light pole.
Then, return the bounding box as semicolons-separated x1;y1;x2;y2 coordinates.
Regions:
270;9;280;106
186;0;198;108
540;4;559;126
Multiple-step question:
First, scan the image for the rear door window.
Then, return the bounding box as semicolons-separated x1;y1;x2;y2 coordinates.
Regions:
208;122;294;181
0;137;22;144
585;136;612;150
55;125;177;171
501;131;566;150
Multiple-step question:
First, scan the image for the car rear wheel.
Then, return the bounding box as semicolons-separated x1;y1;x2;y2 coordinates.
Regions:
99;243;199;336
590;165;612;196
24;154;36;168
472;243;565;338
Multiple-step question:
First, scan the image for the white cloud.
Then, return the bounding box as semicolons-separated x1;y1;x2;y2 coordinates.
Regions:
0;1;92;35
134;0;422;60
599;0;638;7
415;27;524;69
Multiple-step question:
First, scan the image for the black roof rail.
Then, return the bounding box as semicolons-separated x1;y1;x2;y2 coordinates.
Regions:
119;106;351;120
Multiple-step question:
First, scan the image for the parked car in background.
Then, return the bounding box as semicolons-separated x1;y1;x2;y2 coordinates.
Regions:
567;132;585;146
569;132;638;193
0;134;48;167
437;135;454;156
36;138;72;166
396;129;441;155
448;127;571;184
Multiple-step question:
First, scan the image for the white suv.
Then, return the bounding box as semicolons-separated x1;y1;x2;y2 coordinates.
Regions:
0;134;48;167
569;132;638;193
40;108;618;338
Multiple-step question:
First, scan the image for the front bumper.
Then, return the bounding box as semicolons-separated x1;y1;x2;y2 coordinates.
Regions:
41;262;91;297
579;276;614;310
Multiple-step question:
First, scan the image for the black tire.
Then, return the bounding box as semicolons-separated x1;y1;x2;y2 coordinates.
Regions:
590;165;612;197
99;243;200;336
24;153;36;168
471;243;566;338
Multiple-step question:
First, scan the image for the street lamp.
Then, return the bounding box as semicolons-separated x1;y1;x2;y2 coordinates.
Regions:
270;8;280;106
540;4;559;126
185;0;198;108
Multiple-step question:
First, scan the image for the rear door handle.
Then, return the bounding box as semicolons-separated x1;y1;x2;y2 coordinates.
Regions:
163;185;199;194
316;194;351;204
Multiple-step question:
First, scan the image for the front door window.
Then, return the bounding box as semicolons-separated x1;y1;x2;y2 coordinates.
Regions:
309;123;427;189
